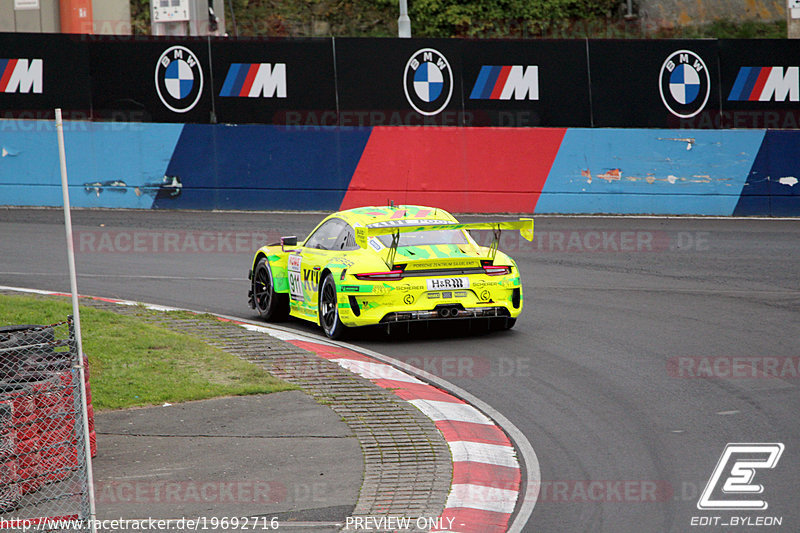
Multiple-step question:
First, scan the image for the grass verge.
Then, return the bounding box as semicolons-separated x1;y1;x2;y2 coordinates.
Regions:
0;293;296;410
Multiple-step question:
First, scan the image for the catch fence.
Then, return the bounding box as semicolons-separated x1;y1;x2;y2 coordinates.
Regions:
0;319;95;531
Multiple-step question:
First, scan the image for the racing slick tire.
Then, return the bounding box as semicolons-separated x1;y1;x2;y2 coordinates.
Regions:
319;274;348;340
252;258;289;322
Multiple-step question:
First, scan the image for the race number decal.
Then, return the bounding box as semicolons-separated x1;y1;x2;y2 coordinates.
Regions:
288;254;304;301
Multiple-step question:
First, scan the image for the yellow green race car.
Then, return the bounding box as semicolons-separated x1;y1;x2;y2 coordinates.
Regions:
247;205;533;339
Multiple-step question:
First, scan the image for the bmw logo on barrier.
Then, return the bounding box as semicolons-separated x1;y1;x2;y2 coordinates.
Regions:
659;49;710;119
155;45;204;113
404;48;453;116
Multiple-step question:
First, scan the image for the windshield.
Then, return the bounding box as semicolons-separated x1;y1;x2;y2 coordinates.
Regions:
376;229;468;247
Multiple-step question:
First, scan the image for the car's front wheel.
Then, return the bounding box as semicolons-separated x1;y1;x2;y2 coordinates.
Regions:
252;257;289;321
319;274;348;339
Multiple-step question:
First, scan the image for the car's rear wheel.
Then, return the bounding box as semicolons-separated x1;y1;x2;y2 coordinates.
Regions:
319;274;348;339
252;257;289;321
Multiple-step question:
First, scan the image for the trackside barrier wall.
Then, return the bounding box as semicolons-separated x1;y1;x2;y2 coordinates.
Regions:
0;121;798;215
0;34;798;215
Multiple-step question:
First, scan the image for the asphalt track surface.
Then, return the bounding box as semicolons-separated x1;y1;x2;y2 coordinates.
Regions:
1;208;798;533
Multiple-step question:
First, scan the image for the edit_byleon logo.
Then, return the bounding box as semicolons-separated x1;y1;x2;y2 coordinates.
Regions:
155;45;204;113
403;48;453;116
659;50;710;119
697;443;784;511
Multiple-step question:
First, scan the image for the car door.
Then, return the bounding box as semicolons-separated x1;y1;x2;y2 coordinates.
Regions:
289;218;349;318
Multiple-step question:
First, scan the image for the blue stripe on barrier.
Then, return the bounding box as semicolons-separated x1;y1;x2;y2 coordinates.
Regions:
728;67;752;101
0;121;184;208
219;63;243;97
734;130;800;217
470;66;492;100
231;63;251;97
742;67;763;101
154;124;372;211
537;129;766;215
481;66;501;99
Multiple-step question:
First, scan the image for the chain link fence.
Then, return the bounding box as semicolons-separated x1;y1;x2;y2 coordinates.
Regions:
0;319;95;531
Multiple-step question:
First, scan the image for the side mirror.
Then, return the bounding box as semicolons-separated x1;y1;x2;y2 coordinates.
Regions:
281;236;298;251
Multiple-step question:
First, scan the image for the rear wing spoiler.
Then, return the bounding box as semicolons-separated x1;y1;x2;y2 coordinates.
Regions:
354;218;534;267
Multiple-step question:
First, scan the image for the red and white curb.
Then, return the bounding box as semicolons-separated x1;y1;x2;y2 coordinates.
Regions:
244;328;522;533
1;286;538;532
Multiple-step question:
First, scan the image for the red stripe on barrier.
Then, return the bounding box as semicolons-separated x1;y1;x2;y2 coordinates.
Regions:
0;59;17;92
341;127;565;213
749;67;771;101
490;66;512;99
435;419;511;446
452;461;520;491
239;64;259;97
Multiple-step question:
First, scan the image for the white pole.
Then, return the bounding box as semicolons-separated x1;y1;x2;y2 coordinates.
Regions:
790;0;800;38
55;108;98;533
398;0;411;37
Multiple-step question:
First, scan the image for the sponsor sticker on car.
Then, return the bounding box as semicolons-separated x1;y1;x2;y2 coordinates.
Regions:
288;254;304;301
426;277;469;291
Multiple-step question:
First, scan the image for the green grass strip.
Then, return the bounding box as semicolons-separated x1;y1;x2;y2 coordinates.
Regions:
0;294;296;411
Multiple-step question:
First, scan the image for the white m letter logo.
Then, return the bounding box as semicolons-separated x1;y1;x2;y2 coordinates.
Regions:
501;65;538;100
697;443;784;510
5;59;43;94
760;67;799;102
251;63;286;98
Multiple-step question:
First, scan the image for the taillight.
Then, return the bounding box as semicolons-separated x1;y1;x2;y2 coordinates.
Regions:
354;270;404;281
483;265;511;276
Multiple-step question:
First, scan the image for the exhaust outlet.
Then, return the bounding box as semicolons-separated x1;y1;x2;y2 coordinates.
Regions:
438;307;459;318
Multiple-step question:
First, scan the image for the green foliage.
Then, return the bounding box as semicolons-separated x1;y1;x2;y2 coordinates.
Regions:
130;0;785;38
130;0;150;35
665;18;787;39
224;0;399;37
411;0;619;37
